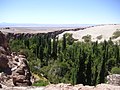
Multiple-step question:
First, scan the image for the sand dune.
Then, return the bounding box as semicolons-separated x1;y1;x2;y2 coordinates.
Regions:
58;24;120;42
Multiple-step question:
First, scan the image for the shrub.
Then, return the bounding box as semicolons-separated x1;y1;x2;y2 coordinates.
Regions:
82;34;91;42
19;49;29;58
5;27;10;29
111;67;120;74
96;35;102;40
32;80;49;86
65;33;75;45
111;30;120;39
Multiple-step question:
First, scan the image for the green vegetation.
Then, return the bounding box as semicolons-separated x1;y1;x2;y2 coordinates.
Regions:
111;29;120;39
32;73;50;86
82;34;91;42
9;33;120;86
96;35;102;40
32;80;49;86
111;67;120;74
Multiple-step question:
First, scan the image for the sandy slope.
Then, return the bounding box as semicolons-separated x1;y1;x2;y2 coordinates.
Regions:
58;24;120;42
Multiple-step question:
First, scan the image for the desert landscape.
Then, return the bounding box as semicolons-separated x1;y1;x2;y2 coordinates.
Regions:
58;24;120;42
1;24;120;42
0;24;120;90
0;0;120;90
0;26;75;34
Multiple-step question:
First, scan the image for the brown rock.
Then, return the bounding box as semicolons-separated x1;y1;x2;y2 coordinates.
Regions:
0;31;32;86
0;46;6;54
12;74;31;86
14;66;25;75
11;55;32;86
0;31;10;55
107;74;120;86
0;54;9;68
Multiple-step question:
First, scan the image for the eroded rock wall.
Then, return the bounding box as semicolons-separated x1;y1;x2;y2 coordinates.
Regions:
0;31;32;87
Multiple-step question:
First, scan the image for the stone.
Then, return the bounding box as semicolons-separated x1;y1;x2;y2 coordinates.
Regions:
0;31;10;55
107;74;120;86
0;46;6;54
19;54;26;58
12;74;32;86
11;55;32;86
0;54;9;68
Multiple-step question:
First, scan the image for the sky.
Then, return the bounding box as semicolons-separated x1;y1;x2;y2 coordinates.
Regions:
0;0;120;24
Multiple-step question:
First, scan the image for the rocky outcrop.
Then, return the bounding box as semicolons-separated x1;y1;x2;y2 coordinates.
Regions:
0;31;10;55
11;54;32;86
0;54;9;69
107;74;120;86
0;31;32;87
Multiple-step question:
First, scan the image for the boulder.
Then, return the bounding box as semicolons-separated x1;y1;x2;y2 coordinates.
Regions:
0;46;6;54
12;74;31;86
0;54;12;75
0;54;9;68
10;55;32;86
107;74;120;86
11;55;32;86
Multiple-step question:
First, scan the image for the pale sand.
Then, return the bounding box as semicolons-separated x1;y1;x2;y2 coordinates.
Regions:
0;27;74;34
58;24;120;42
0;28;57;34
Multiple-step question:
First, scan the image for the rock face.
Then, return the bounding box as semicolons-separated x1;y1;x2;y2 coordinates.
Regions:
11;54;32;86
0;31;10;55
0;31;32;87
107;74;120;86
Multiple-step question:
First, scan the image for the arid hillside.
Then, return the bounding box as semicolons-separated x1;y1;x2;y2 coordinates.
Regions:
58;24;120;42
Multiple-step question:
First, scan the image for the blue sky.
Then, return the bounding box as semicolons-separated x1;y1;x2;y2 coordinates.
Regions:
0;0;120;24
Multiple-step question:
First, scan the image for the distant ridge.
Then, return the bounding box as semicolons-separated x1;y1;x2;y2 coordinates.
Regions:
0;23;95;27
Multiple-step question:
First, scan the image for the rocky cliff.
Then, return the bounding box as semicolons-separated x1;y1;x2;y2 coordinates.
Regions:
0;31;32;87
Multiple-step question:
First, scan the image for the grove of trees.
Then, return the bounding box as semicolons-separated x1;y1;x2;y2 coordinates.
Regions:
9;33;120;86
